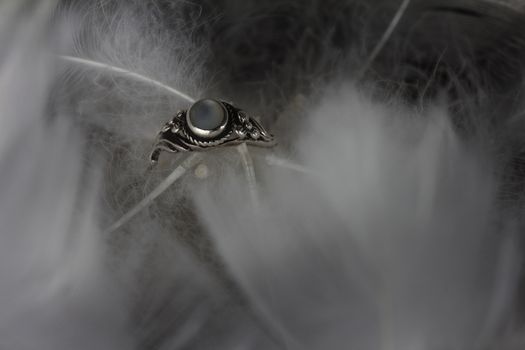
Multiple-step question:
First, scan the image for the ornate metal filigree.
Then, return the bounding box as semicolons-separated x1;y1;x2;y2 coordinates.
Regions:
150;99;275;163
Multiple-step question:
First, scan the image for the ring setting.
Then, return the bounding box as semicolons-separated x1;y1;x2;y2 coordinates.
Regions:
150;99;275;162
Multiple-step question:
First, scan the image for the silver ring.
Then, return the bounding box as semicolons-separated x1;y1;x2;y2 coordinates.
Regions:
150;98;276;162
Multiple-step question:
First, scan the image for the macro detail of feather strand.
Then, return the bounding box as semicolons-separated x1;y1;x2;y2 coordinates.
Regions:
0;0;524;349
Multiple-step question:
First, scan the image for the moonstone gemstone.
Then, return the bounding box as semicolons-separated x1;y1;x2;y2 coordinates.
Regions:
188;99;226;131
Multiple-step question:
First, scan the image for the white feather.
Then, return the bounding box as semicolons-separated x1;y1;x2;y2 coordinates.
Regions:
0;2;132;349
194;88;523;349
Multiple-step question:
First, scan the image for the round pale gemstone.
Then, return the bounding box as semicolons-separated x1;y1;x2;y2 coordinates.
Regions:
188;99;226;131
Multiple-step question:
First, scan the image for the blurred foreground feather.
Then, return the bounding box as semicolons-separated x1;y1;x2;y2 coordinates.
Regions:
0;2;133;349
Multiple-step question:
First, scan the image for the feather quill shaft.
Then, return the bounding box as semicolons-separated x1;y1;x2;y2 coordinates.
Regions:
104;153;200;234
59;55;196;103
264;155;312;175
356;0;411;79
237;144;259;205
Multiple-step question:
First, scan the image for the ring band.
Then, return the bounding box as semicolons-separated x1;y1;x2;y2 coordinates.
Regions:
150;99;275;162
